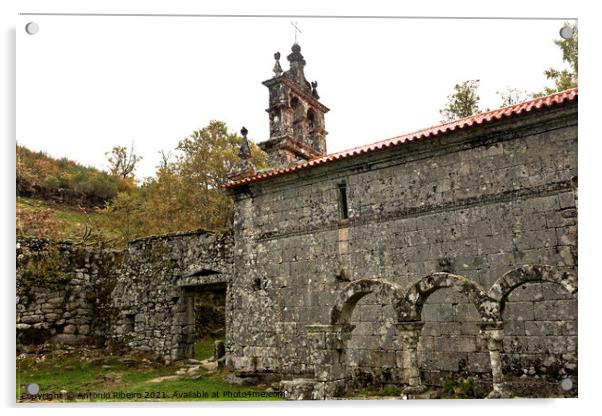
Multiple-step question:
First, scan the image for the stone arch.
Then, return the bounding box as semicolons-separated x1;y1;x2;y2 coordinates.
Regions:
488;265;577;395
290;96;305;142
487;265;577;312
330;279;404;325
398;272;500;322
290;96;304;120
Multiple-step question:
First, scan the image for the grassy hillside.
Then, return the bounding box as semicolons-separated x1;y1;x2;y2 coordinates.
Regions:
17;145;131;208
16;197;116;243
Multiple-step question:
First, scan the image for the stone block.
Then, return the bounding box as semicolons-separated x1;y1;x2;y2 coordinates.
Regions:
281;379;324;400
421;323;441;337
422;303;454;322
504;301;534;321
431;351;461;372
454;303;481;321
352;335;380;350
467;352;491;373
558;192;576;209
315;363;347;381
53;334;81;345
62;324;77;334
541;282;574;300
506;282;543;302
20;315;42;324
440;335;477;353
533;300;577;321
504;320;525;336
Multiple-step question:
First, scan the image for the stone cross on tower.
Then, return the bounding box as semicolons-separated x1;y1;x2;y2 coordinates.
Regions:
290;21;302;44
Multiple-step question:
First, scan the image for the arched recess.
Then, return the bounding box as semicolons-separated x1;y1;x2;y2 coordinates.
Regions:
396;273;501;393
488;265;578;394
398;272;500;322
327;279;405;389
330;279;404;325
487;265;577;309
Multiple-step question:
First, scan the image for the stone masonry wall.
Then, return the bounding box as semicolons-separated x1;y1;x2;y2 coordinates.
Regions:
16;238;121;350
16;230;233;363
229;103;577;391
110;230;233;363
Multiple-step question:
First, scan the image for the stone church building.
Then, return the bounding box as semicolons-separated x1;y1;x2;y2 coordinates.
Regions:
17;43;578;399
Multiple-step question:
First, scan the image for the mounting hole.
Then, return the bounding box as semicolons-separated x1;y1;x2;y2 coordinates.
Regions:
559;25;574;40
26;383;40;395
560;378;573;391
25;22;39;35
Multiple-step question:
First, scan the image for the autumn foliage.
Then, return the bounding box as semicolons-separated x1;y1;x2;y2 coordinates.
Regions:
17;145;132;207
100;121;267;243
17;121;266;245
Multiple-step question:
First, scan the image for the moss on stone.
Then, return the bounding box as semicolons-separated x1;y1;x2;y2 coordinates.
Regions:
20;244;73;286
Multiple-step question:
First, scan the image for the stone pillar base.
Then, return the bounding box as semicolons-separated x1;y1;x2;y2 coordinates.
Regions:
323;379;347;398
402;384;428;395
486;383;512;399
281;379;324;400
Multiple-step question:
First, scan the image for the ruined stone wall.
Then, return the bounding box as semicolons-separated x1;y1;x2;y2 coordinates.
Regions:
229;103;577;391
16;231;233;364
16;238;121;349
110;230;233;363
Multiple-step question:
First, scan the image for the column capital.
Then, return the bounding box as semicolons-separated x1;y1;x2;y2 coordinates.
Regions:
479;321;505;349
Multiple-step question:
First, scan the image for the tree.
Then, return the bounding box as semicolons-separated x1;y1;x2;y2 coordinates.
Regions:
99;191;147;243
497;88;530;107
105;142;142;180
166;120;267;231
533;23;578;97
440;80;482;122
101;121;267;243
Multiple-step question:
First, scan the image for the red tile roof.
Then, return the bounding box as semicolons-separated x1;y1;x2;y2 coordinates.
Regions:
225;87;578;189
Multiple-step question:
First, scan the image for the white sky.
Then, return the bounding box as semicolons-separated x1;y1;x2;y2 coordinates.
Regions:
17;16;573;179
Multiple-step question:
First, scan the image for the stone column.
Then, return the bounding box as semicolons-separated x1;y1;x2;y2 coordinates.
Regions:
396;321;427;394
479;321;511;398
305;324;355;399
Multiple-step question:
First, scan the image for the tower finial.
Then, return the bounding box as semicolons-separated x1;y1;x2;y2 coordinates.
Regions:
229;126;256;180
272;52;283;77
239;127;251;160
311;81;320;99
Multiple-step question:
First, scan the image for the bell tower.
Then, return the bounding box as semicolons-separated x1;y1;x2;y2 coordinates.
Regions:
260;43;329;167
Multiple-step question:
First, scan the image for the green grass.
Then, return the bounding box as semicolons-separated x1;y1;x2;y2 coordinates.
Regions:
16;342;282;402
194;336;225;361
16;196;116;242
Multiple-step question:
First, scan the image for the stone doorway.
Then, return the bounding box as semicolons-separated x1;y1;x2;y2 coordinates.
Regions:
182;283;226;359
175;268;228;361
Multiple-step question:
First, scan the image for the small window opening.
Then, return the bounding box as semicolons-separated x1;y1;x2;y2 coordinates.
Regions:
124;313;135;333
307;109;316;131
338;182;349;220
